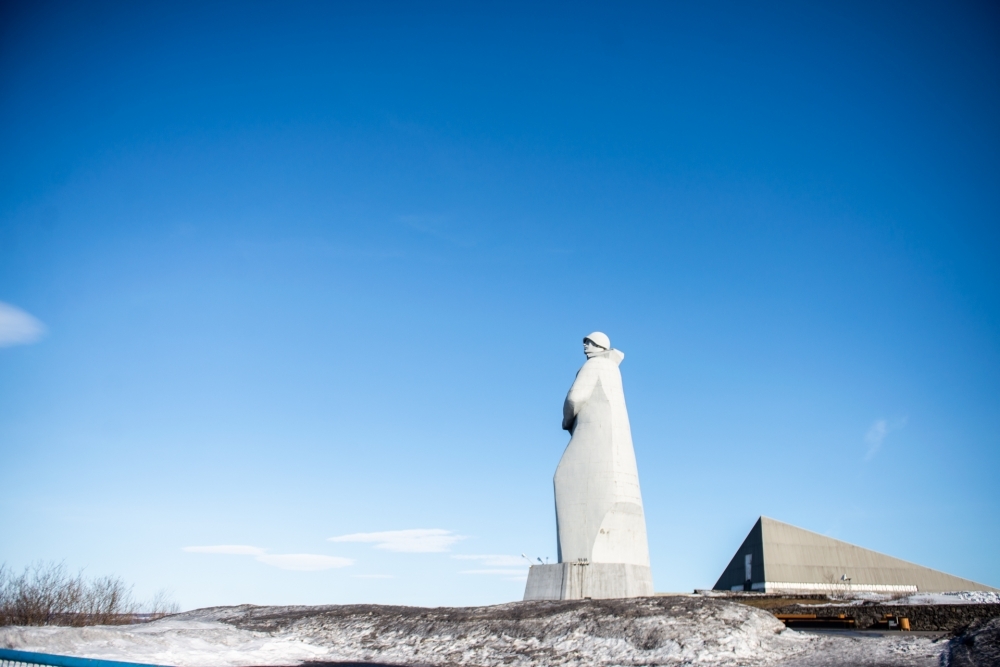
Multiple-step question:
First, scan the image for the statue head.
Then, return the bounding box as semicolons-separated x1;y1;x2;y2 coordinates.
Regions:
583;332;611;358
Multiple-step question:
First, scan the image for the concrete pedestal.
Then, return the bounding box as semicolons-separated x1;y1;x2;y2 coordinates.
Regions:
523;562;654;600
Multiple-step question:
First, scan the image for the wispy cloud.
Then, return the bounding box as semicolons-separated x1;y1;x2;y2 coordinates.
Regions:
329;529;464;553
865;417;908;460
0;302;46;347
183;545;264;555
452;554;527;567
256;554;353;571
399;215;476;248
455;555;530;582
183;545;353;570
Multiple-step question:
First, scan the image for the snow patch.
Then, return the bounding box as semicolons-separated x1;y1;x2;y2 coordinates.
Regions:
886;591;1000;606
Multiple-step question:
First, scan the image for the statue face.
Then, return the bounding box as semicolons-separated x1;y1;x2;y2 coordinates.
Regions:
583;339;605;358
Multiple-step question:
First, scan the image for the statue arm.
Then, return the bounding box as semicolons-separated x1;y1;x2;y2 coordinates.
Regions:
562;398;576;432
562;362;598;431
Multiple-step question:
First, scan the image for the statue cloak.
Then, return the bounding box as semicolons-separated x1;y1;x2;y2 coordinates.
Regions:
554;348;650;567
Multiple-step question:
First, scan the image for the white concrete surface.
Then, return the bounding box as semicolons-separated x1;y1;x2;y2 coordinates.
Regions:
526;333;653;600
523;562;654;600
556;334;650;568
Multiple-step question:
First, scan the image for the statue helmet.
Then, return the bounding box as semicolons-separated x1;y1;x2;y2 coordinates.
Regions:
583;332;611;350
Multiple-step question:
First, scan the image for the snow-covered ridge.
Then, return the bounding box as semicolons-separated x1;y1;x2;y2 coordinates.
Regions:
210;597;798;665
0;597;951;667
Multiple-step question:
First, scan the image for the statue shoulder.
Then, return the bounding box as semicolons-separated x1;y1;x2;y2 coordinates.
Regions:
589;350;625;367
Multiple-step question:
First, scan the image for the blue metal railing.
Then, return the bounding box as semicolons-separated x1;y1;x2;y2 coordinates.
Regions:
0;649;170;667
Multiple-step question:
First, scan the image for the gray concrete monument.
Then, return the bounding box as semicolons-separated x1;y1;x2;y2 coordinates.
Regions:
524;332;654;600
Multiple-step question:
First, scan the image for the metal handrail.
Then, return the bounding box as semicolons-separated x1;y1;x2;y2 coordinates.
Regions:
0;649;170;667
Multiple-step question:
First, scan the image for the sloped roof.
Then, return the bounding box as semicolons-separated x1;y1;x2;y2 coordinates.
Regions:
714;516;997;593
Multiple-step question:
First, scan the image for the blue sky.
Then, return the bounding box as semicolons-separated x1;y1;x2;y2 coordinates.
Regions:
1;0;998;609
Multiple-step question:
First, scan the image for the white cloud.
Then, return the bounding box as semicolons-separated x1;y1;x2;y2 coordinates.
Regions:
183;545;352;570
452;554;528;567
455;556;531;578
329;529;464;553
183;545;265;555
865;417;908;460
255;554;353;571
0;302;46;347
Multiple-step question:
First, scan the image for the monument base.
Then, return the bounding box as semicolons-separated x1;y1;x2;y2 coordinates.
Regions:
522;562;653;600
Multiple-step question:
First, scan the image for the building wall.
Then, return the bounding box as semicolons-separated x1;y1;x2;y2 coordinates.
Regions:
714;517;998;593
713;518;764;591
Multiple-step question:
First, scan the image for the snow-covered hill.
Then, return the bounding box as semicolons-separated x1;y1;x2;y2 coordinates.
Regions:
1;596;953;666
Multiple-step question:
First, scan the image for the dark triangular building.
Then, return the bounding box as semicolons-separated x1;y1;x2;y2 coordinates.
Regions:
714;517;997;593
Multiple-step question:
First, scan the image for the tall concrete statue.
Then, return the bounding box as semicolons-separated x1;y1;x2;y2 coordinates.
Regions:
523;333;654;600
